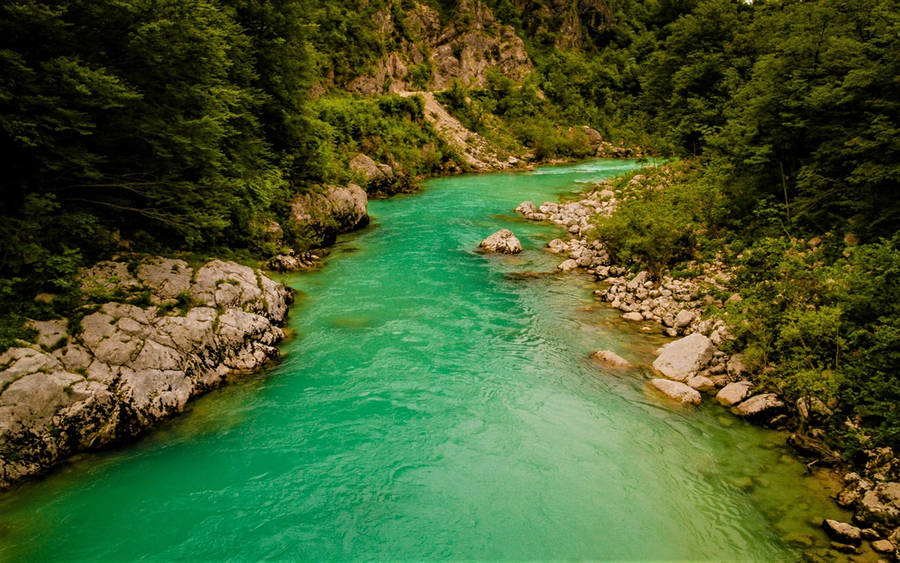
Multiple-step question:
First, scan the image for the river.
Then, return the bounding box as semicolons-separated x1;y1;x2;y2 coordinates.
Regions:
0;160;849;560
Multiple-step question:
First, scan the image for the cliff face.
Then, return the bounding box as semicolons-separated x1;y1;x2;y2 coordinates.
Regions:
507;0;616;50
340;0;532;95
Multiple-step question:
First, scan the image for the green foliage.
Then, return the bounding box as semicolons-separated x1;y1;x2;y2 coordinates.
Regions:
726;235;900;451
592;161;717;278
0;315;36;353
436;77;596;161
311;93;454;182
407;62;433;90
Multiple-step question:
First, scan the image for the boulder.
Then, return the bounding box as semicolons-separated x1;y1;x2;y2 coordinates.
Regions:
732;393;785;420
350;154;392;184
349;153;404;193
687;375;716;393
516;201;537;216
871;539;894;553
726;354;749;378
856;482;900;527
716;381;753;407
557;259;578;272
547;239;568;254
261;219;283;242
821;519;862;545
797;396;833;421
837;473;873;508
626;271;649;290
290;184;369;246
649;379;702;405
479;229;523;254
622;312;644;322
592;350;630;369
674;309;695;329
268;254;304;272
652;333;715;382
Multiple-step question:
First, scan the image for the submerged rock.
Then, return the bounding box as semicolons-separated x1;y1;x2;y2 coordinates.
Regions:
592;350;630;369
649;378;702;405
652;333;715;382
479;229;523;254
822;519;862;545
0;258;293;489
787;433;841;466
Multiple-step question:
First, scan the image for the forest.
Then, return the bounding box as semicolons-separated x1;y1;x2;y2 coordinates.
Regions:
1;0;898;455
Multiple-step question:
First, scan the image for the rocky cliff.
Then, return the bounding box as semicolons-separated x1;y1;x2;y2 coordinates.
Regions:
0;258;292;488
336;0;532;95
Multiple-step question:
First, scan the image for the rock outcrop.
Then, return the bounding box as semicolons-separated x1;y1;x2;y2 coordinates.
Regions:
290;184;369;246
0;257;293;488
349;153;411;196
342;1;531;95
479;229;523;254
856;482;900;526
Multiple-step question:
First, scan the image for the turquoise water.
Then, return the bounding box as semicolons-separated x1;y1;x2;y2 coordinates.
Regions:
1;160;848;560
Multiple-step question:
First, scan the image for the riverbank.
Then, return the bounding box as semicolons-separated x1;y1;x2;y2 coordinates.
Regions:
0;258;292;488
510;162;900;560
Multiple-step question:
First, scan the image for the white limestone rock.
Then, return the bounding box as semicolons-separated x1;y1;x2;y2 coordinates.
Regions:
649;379;702;405
716;381;753;407
479;229;523;254
652;333;715;382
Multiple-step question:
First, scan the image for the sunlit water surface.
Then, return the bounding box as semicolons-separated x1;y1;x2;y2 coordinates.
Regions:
1;160;850;560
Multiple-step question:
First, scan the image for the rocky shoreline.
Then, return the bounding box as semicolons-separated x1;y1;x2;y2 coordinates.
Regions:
512;174;900;560
0;258;292;488
0;176;378;489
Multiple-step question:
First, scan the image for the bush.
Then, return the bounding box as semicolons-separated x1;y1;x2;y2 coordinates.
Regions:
591;162;714;278
726;234;900;452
